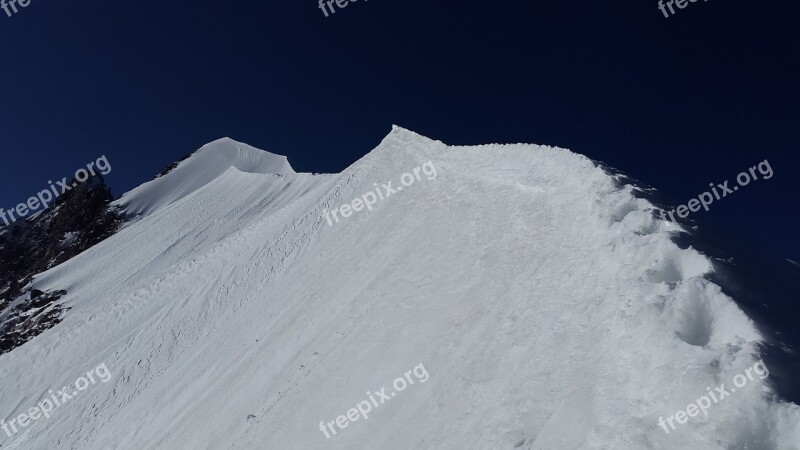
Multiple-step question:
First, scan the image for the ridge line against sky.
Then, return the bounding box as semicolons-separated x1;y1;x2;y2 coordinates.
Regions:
0;0;797;259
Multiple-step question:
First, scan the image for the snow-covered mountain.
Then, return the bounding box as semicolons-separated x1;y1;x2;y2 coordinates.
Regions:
0;175;120;356
115;138;295;216
0;127;798;449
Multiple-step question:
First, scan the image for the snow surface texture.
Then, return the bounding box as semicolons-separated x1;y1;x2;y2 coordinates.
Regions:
114;137;295;216
0;127;798;449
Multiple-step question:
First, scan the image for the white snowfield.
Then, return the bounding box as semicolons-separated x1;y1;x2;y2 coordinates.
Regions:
0;127;798;449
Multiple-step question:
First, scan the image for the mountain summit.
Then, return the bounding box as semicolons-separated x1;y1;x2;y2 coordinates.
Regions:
114;137;295;216
0;128;798;449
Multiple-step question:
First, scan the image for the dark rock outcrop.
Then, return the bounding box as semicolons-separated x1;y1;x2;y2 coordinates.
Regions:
0;175;122;356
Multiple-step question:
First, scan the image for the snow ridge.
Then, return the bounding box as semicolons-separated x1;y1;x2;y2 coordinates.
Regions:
113;138;295;216
0;128;798;450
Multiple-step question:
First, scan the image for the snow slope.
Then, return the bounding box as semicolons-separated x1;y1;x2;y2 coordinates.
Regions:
0;127;798;449
113;137;295;216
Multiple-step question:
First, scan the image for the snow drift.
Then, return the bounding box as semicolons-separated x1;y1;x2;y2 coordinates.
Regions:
0;127;798;449
114;137;295;216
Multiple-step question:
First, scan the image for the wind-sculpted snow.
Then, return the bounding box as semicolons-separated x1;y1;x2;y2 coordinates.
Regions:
113;137;295;216
0;127;798;449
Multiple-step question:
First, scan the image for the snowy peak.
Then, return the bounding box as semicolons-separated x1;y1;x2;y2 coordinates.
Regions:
114;138;295;216
193;137;294;176
388;125;434;140
3;129;799;449
382;125;444;147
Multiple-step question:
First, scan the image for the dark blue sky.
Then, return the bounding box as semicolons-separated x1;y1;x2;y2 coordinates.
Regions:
0;0;797;258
